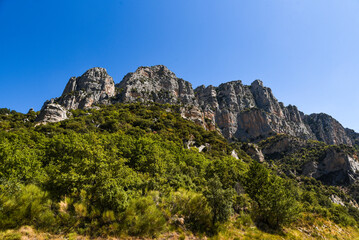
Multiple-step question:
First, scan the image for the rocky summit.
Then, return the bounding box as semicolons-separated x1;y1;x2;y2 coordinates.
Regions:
36;67;115;123
37;65;358;146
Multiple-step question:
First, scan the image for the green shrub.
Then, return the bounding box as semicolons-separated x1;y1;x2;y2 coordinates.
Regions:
167;189;213;233
233;193;252;213
329;205;356;226
235;212;253;229
0;184;55;230
120;194;166;237
0;102;357;237
2;232;21;240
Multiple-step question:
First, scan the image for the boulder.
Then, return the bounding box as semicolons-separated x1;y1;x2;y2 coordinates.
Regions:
36;100;67;123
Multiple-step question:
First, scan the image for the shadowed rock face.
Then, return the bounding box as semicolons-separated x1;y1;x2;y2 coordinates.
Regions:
302;148;359;185
259;135;359;186
36;65;358;147
346;129;359;146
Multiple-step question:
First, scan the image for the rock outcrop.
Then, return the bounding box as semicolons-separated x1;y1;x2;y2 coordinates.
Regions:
35;100;68;123
195;79;315;142
59;67;115;110
346;129;359;146
260;134;308;158
115;65;209;128
241;143;265;163
305;113;353;146
36;65;359;147
116;65;196;105
37;67;115;123
258;135;359;186
302;147;359;185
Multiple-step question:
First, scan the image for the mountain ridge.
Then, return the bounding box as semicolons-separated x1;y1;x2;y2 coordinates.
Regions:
36;65;359;146
3;65;359;239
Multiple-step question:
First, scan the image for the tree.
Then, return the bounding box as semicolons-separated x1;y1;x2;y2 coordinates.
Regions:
204;175;234;224
244;161;298;229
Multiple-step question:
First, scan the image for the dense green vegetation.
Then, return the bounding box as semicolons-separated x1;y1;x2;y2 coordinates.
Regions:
0;104;359;238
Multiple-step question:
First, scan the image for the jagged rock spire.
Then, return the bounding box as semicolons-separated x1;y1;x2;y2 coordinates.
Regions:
36;67;115;123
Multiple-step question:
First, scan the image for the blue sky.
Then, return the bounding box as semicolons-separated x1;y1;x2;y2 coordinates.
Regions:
1;0;358;131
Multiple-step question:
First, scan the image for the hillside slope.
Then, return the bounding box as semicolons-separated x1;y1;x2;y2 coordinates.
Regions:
1;103;359;238
2;66;359;238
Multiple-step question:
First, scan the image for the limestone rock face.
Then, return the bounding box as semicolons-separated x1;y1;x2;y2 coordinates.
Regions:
116;65;196;105
242;143;265;162
346;129;359;146
330;195;345;206
114;65;213;129
258;135;359;185
36;68;115;123
59;67;115;110
302;148;359;185
35;100;67;123
250;80;283;117
305;113;353;146
260;135;307;157
195;79;315;142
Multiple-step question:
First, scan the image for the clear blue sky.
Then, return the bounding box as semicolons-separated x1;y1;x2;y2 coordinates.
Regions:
1;0;358;131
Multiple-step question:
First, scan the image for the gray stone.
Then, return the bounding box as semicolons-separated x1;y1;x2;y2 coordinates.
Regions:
35;100;68;123
115;65;211;130
305;113;353;146
302;147;359;185
346;128;359;146
195;80;316;142
59;67;115;110
36;67;115;124
330;195;345;206
116;65;196;105
242;143;265;163
231;150;239;159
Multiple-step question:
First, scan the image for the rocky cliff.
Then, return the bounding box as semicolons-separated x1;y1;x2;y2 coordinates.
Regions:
194;80;315;141
36;67;115;123
305;113;354;146
116;65;196;106
60;67;115;109
258;134;359;185
36;65;359;147
303;147;359;185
